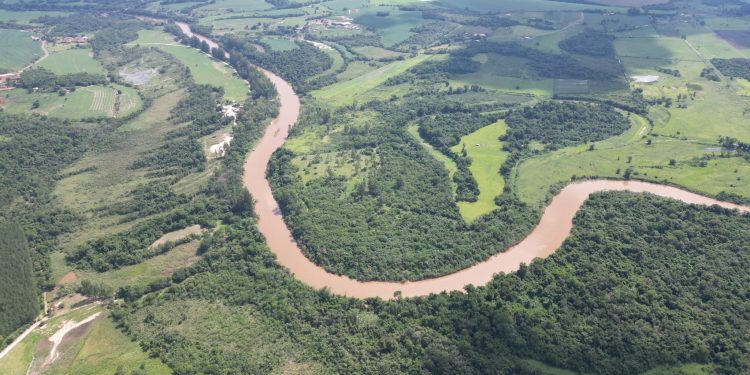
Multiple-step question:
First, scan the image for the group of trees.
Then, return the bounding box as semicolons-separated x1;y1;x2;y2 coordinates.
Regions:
131;85;227;179
711;58;750;80
451;41;620;80
18;67;108;92
559;31;616;57
502;101;631;152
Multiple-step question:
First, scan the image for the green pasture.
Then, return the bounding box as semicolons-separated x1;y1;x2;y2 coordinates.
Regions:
129;30;247;101
450;53;554;96
309;43;345;80
38;48;105;75
450;120;509;222
197;0;272;12
438;0;610;12
260;37;298;51
514;113;750;206
353;46;405;60
354;9;429;47
0;29;42;71
312;54;436;105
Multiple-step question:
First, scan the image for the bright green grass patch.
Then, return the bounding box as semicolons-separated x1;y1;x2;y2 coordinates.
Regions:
0;10;69;24
0;29;42;71
1;84;141;119
76;240;201;289
737;78;750;97
197;0;272;12
450;120;509;222
312;54;437;105
0;305;171;375
38;48;105;75
129;30;247;101
260;37;298;51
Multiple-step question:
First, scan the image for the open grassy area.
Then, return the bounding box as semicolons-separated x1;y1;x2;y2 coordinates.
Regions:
0;29;42;71
38;48;105;75
311;54;437;105
0;304;170;375
450;53;555;96
450;120;509;222
407;125;458;185
129;30;247;102
1;84;141;119
354;9;429;47
353;46;405;60
0;10;69;24
260;37;298;51
73;240;201;289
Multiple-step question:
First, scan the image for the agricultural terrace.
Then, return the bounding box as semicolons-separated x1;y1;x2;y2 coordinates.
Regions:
1;84;141;119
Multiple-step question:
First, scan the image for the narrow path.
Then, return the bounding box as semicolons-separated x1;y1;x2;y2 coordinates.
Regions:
19;40;49;73
189;23;750;300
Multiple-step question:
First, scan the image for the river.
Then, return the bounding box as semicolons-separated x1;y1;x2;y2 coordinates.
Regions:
180;23;750;300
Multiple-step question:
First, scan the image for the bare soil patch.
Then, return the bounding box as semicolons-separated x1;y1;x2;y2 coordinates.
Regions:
58;271;77;285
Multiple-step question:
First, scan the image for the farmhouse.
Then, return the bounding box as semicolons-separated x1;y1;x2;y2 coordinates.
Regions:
0;73;20;90
58;36;88;44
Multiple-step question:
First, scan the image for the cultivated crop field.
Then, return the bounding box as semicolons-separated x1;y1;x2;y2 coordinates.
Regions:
1;84;141;119
38;48;105;75
0;29;42;71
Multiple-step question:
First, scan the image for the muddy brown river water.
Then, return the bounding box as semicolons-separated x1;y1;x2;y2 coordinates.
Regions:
180;23;750;300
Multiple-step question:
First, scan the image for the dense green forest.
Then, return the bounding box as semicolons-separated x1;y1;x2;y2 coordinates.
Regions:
115;192;750;374
503;101;631;151
18;67;108;92
0;113;87;289
269;99;539;281
711;58;750;80
559;31;616;57
0;223;38;343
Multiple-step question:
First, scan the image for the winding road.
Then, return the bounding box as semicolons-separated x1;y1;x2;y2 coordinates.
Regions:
186;24;750;300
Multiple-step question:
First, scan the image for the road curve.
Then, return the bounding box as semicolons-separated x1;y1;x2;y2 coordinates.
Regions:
178;23;750;300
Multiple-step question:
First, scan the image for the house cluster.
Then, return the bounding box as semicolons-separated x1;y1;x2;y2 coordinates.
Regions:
0;73;20;91
310;16;360;30
58;36;88;44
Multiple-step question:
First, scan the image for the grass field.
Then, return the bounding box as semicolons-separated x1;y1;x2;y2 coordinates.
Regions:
450;120;509;222
353;46;405;60
0;29;42;71
0;304;170;375
38;48;105;75
260;37;298;51
72;240;201;288
312;54;437;105
407;125;458;188
129;30;247;102
0;10;69;24
1;84;141;119
354;9;429;47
